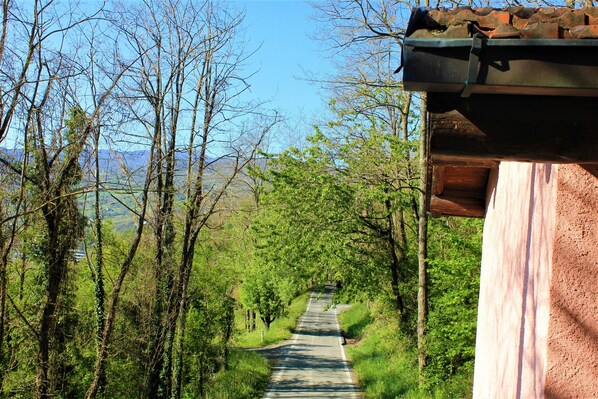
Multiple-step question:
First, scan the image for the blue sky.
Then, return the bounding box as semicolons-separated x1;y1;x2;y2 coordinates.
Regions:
235;0;333;133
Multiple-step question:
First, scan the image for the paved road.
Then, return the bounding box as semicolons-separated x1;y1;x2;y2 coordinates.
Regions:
263;289;360;398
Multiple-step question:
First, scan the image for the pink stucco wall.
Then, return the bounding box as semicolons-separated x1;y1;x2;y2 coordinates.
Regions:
545;164;598;398
473;162;598;398
473;162;556;399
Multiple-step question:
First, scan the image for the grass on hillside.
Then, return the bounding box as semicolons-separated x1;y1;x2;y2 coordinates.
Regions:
339;302;422;399
203;349;270;399
234;291;311;348
200;292;310;399
339;302;474;399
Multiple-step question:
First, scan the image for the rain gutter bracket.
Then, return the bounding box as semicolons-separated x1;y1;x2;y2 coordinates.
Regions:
461;33;484;98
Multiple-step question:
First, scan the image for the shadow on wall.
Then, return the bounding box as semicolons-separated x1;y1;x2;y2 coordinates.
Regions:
480;163;535;393
581;163;598;178
517;163;556;399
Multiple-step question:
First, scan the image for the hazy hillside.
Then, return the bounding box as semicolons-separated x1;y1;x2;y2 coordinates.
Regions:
1;147;236;232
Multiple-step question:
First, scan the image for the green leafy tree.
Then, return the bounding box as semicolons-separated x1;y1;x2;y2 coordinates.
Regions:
241;263;295;330
425;218;483;395
256;126;419;311
181;246;236;397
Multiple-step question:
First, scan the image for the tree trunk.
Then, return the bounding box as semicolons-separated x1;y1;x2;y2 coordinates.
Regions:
222;297;234;370
0;232;7;392
262;316;273;331
159;100;179;399
199;356;204;398
37;224;66;399
92;126;106;396
171;246;196;399
171;303;188;399
147;92;180;399
417;93;430;381
384;195;405;314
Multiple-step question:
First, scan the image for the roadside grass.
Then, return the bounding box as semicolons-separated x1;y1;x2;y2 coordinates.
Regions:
339;302;422;399
209;291;310;398
339;302;474;399
204;349;270;399
428;367;474;399
338;301;372;339
234;291;311;348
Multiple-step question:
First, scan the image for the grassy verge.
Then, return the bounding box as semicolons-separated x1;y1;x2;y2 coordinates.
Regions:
234;291;311;348
204;349;270;399
339;302;422;399
339;302;474;399
209;291;310;398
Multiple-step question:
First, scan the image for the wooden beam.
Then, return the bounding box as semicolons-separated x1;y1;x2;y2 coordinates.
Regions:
442;166;491;198
430;195;486;218
429;164;497;218
432;166;445;195
428;93;598;163
432;155;499;168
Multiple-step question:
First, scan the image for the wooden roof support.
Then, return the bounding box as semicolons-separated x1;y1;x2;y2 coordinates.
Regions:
431;194;486;218
429;164;496;218
428;93;598;164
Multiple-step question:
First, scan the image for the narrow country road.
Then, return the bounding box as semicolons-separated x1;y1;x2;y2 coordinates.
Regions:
262;288;361;399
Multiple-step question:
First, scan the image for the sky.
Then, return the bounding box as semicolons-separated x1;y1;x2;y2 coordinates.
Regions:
234;0;334;137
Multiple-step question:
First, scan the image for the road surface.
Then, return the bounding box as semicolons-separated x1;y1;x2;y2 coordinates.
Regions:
262;288;360;398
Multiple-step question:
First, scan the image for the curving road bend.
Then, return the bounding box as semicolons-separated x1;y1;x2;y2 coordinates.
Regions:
262;288;360;399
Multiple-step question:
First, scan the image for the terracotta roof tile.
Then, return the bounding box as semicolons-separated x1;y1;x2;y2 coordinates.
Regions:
486;23;520;39
555;9;585;28
477;11;510;29
409;7;598;39
409;24;469;39
522;22;559;38
454;9;480;24
570;24;598;38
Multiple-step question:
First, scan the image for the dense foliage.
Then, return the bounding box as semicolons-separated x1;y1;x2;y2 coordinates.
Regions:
425;218;483;393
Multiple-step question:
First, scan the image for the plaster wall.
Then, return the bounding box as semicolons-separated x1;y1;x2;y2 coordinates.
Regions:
473;163;598;398
545;164;598;398
473;162;556;399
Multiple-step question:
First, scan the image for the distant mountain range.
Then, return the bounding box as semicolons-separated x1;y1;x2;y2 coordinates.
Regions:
0;147;257;232
0;147;149;168
0;147;220;173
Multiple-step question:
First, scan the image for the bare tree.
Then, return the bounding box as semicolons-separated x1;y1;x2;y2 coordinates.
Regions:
110;2;212;395
75;16;151;398
85;2;278;398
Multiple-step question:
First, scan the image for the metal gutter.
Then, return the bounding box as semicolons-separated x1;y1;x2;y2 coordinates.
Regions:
405;38;598;48
402;37;598;96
